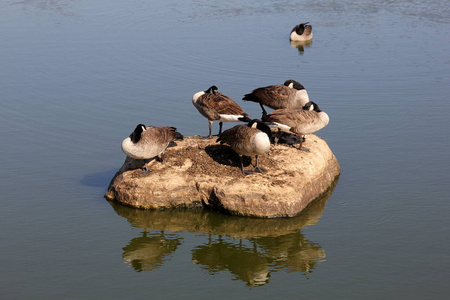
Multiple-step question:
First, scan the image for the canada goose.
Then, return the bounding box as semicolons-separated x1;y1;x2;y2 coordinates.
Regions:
217;119;272;175
193;85;250;139
290;22;313;42
242;79;309;117
262;101;329;152
121;124;182;174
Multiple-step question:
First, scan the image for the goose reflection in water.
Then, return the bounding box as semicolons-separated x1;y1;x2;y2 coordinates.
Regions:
192;232;325;286
110;177;337;284
122;230;182;272
192;236;270;286
290;40;313;55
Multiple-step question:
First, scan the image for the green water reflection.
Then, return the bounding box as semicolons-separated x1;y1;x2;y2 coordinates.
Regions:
109;183;336;286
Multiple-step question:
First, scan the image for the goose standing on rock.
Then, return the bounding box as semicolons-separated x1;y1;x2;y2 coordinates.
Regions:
242;79;309;117
290;22;313;42
121;124;183;174
217;119;272;175
262;101;329;152
193;85;250;139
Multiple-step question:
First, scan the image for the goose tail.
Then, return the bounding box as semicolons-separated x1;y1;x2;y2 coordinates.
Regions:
242;93;258;103
174;131;184;140
169;127;184;140
238;116;252;123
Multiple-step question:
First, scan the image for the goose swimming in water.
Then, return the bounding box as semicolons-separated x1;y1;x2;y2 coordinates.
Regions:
217;119;272;175
262;101;329;152
121;124;182;174
193;85;250;139
242;79;309;117
290;22;313;42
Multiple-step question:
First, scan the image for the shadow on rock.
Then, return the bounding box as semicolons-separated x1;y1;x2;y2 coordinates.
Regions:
204;144;252;167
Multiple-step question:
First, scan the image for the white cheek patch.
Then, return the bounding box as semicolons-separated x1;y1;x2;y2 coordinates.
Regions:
273;122;292;133
218;114;243;122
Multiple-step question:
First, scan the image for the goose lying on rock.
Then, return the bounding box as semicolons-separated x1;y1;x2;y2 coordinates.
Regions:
217;119;272;175
242;80;309;117
262;101;329;152
121;124;183;174
290;22;313;42
193;85;250;138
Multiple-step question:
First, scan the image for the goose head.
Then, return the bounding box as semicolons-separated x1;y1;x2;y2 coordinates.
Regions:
283;79;306;91
303;101;322;112
292;22;312;34
205;85;219;95
303;22;312;33
193;85;219;103
248;119;273;141
130;124;146;144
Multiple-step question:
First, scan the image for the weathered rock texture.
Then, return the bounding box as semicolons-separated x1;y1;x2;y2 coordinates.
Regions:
108;190;334;238
105;134;340;218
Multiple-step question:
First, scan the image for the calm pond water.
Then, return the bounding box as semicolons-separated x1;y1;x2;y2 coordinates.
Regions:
1;0;449;299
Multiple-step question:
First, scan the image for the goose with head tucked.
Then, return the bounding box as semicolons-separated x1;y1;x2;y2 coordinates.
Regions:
193;85;250;139
262;101;329;152
217;119;272;175
121;124;183;174
242;79;309;117
290;22;313;42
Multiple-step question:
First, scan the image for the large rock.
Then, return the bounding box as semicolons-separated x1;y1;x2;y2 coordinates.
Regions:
105;134;340;218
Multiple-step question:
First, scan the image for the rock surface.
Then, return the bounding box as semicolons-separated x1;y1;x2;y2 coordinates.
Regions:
105;134;340;218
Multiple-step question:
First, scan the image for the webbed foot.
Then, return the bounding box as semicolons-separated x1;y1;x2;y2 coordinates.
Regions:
140;169;152;175
299;146;310;152
242;169;255;176
253;167;267;173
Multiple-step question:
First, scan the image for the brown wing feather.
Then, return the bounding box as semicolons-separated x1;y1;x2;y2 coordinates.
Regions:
142;126;177;144
200;92;246;115
217;125;247;146
263;108;320;134
217;125;261;155
245;85;296;109
262;108;301;127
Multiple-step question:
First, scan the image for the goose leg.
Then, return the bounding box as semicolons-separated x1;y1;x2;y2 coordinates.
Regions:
218;122;223;135
140;159;153;175
273;135;279;145
158;150;166;163
260;104;268;117
273;128;281;145
206;120;213;139
253;155;267;173
239;155;254;176
298;138;310;152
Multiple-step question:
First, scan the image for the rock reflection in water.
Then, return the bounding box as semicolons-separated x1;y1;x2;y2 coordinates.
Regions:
191;196;328;286
109;179;336;285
